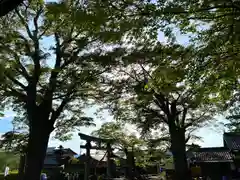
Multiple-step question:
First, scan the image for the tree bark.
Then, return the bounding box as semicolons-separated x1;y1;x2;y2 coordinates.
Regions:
23;122;51;180
124;148;136;180
170;127;190;180
18;154;26;180
0;0;23;17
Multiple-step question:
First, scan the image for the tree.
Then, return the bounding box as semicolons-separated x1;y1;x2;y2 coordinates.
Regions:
100;44;216;180
0;131;27;153
92;122;167;174
0;0;157;179
161;0;240;132
0;151;19;172
92;122;144;151
91;122;146;168
0;131;27;179
0;0;24;17
155;0;240;107
225;106;240;133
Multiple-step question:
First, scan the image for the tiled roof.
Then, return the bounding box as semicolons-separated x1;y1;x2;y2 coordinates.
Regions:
188;147;233;162
224;133;240;150
44;156;58;165
46;147;77;156
46;147;56;154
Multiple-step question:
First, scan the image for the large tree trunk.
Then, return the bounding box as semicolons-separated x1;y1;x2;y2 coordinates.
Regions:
23;122;51;180
124;148;136;180
170;127;190;180
18;154;26;180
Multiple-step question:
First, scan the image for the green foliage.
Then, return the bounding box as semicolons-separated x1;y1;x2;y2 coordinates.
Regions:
186;143;201;152
0;131;27;154
0;0;23;17
97;34;217;179
225;106;240;133
92;122;167;167
0;0;158;141
101;43;216;140
0;151;19;171
92;122;144;150
68;157;79;164
156;0;240;109
157;0;240;130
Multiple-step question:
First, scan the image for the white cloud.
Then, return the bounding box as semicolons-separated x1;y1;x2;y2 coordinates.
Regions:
0;110;15;120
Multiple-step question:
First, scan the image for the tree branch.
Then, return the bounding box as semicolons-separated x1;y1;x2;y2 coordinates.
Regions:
184;111;208;129
0;0;23;17
153;93;170;117
15;9;33;40
185;133;191;143
0;42;30;81
181;107;188;127
60;38;98;69
50;84;76;123
50;98;69;123
142;107;168;124
4;72;27;91
33;7;43;39
5;87;27;102
45;32;62;100
18;8;42;117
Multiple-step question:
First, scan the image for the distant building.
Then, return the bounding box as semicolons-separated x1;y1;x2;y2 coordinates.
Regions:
187;132;240;179
44;146;77;169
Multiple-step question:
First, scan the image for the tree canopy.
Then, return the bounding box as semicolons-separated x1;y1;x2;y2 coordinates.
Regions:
96;39;217;179
92;122;144;150
0;131;27;154
92;122;167;167
0;0;24;17
160;0;240;137
1;0;240;179
0;0;159;179
0;0;158;140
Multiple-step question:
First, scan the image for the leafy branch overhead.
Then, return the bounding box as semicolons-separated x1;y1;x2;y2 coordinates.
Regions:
102;44;216;138
0;0;24;17
0;0;160;178
91;122;144;150
91;122;167;167
0;0;157;140
0;131;28;154
94;36;218;180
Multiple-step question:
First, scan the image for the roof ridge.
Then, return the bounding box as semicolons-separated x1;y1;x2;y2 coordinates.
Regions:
223;133;240;150
224;132;240;136
199;147;226;149
196;147;229;151
189;149;234;162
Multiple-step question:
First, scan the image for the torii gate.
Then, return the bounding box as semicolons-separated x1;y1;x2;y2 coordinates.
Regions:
78;133;114;180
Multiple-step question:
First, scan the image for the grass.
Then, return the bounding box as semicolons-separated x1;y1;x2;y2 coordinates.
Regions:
0;173;18;180
0;169;56;180
0;170;18;180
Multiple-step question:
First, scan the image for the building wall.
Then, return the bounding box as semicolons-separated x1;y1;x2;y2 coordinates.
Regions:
197;162;231;179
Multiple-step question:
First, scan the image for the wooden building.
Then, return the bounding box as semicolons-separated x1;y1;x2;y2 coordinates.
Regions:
188;147;234;179
188;132;240;179
44;146;77;170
